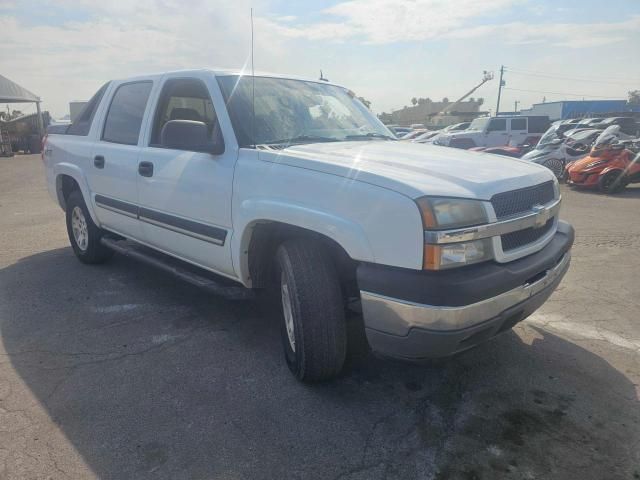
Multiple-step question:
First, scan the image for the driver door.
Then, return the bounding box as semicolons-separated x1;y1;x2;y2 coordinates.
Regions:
136;75;236;277
485;118;509;146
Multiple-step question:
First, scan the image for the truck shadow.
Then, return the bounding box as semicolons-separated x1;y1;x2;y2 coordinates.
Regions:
1;248;638;480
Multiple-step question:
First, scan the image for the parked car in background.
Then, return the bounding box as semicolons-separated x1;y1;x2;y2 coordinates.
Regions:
400;129;428;140
412;131;440;143
565;126;640;193
434;116;549;149
42;69;573;381
590;117;639;136
389;126;413;137
418;122;471;144
469;143;535;158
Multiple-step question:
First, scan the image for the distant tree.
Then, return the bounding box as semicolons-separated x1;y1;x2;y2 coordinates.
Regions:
628;90;640;105
0;111;6;121
442;97;449;103
469;97;475;102
358;96;372;109
477;98;484;106
411;97;418;106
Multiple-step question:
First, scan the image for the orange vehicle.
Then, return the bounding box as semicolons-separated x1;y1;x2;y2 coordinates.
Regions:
565;126;640;194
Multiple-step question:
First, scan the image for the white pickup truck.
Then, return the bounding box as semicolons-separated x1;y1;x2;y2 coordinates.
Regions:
43;70;573;382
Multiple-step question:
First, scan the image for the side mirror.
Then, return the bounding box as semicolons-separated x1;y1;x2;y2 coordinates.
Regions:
160;120;225;155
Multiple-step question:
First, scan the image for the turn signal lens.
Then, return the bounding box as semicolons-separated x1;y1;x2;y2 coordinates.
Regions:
416;197;437;228
423;239;493;270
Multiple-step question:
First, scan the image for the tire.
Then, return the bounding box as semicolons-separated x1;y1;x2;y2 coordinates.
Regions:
65;190;114;264
276;238;347;382
598;171;626;194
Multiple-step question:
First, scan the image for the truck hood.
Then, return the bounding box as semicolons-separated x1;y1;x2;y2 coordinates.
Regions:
259;141;553;200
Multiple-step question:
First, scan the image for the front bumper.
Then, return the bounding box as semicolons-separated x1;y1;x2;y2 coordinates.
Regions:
358;221;574;360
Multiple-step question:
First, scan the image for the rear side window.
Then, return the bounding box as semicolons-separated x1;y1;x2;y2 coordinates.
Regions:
510;118;526;131
102;81;153;145
66;83;109;136
527;116;550;133
487;119;507;132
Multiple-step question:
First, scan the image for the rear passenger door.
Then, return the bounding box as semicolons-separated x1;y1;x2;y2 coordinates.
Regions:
508;117;528;146
135;75;236;277
89;81;153;241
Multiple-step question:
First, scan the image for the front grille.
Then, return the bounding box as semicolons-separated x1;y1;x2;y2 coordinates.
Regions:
491;181;555;219
501;218;554;251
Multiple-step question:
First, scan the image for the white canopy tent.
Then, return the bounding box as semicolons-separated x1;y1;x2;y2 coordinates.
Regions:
0;74;44;136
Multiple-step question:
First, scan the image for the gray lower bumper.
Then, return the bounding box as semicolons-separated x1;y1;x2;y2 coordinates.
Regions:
361;252;570;360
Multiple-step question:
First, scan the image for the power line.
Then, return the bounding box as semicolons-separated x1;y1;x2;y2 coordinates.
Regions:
505;68;640;86
503;87;617;99
505;67;640;85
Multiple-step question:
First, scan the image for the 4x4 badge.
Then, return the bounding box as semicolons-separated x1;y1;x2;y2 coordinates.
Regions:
532;204;550;228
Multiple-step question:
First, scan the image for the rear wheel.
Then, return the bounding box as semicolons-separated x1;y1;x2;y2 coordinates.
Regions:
276;239;347;382
598;170;626;194
65;190;114;264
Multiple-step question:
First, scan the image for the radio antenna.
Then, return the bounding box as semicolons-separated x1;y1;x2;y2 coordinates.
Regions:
251;8;256;149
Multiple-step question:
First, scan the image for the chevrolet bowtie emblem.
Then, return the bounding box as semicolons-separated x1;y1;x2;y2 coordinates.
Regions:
532;204;550;228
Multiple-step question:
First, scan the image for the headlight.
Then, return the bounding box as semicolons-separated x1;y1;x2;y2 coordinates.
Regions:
416;197;488;230
416;197;492;269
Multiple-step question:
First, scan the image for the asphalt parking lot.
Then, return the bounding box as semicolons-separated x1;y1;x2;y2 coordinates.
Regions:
1;154;639;479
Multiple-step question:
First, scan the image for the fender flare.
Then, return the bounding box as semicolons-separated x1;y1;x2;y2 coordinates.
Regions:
53;163;100;225
232;198;375;286
599;166;625;178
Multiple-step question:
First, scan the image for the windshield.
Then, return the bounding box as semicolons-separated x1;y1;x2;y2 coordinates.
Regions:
217;76;392;146
566;129;598;142
468;117;489;131
594;125;621;147
538;125;561;146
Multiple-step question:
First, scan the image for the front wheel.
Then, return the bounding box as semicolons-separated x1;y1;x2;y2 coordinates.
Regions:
598;170;626;194
65;190;114;264
543;158;565;180
276;239;347;382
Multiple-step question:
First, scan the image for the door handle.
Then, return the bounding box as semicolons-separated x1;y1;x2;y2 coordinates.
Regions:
138;161;154;177
94;155;105;169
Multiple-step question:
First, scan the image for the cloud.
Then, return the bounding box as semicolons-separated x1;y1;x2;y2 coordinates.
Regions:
446;15;640;48
262;0;519;44
264;0;640;48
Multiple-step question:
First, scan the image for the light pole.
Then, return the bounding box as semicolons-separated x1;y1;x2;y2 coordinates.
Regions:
495;65;505;115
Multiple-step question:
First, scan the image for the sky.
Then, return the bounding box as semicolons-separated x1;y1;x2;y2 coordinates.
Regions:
1;0;639;119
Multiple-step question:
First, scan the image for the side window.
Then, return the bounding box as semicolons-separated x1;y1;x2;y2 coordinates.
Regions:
487;118;507;132
510;118;527;131
102;81;153;145
150;78;219;149
66;83;109;136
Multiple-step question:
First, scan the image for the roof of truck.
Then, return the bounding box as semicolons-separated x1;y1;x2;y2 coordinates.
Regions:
109;69;347;89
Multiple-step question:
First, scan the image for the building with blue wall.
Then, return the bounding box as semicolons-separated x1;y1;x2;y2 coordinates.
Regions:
519;100;640;121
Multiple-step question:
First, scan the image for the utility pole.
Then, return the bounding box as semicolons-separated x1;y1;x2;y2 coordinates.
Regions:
514;100;519;113
495;65;505;116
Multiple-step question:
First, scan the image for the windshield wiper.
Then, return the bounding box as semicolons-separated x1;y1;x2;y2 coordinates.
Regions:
345;132;396;141
260;135;340;146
